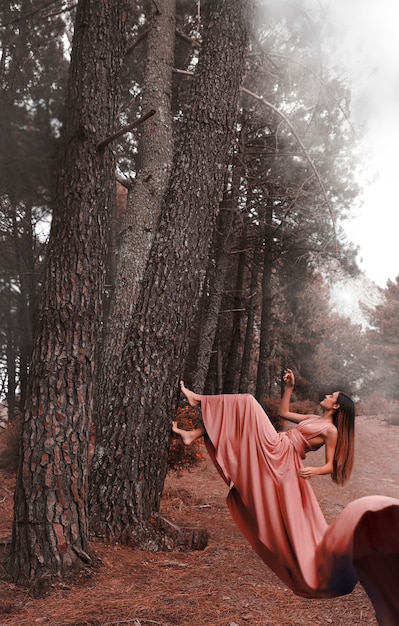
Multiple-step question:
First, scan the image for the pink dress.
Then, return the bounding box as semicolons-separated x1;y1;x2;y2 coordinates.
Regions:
200;394;399;625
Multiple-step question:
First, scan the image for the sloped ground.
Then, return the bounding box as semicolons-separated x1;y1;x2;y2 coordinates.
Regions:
1;413;398;626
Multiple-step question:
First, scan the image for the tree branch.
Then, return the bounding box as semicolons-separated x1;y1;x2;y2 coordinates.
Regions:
266;52;356;137
0;0;77;27
172;68;195;77
176;29;201;47
241;86;338;255
115;172;132;190
171;68;339;255
97;109;156;151
125;29;149;56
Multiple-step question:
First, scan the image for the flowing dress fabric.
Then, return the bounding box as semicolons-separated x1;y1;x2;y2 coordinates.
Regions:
200;394;399;622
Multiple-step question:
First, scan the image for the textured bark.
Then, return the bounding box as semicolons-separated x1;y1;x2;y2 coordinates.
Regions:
239;243;259;393
94;0;176;434
255;202;274;404
7;0;129;588
192;146;245;393
89;0;253;545
192;210;236;392
223;245;246;393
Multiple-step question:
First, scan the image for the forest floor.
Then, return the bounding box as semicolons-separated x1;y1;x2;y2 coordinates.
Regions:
1;412;399;626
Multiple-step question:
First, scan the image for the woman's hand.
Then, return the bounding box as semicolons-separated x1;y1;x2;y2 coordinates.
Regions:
297;466;315;480
283;368;295;388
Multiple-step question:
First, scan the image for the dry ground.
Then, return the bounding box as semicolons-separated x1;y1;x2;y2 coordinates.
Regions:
1;413;399;626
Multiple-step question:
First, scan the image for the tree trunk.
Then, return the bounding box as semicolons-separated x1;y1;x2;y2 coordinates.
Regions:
255;202;274;404
239;242;259;393
192;142;244;393
94;0;176;434
192;212;240;391
191;211;231;393
12;205;35;412
223;245;246;392
5;307;17;421
88;0;253;545
7;0;129;589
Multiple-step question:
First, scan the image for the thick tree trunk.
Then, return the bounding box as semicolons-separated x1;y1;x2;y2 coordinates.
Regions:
7;0;129;589
88;0;253;545
94;0;176;434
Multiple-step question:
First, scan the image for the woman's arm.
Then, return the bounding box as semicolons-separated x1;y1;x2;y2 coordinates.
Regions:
297;427;338;479
279;369;312;423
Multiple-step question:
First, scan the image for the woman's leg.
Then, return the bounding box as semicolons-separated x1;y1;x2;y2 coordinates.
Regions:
180;380;202;407
172;381;205;445
172;421;205;445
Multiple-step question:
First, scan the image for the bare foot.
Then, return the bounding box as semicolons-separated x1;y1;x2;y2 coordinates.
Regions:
180;380;201;407
171;421;204;446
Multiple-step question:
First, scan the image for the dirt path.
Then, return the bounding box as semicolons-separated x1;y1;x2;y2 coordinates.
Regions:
0;414;398;626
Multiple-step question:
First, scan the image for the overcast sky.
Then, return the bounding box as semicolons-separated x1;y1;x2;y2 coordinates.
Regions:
323;0;399;287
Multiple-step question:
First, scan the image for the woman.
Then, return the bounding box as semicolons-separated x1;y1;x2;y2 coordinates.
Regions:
173;369;355;485
172;374;399;625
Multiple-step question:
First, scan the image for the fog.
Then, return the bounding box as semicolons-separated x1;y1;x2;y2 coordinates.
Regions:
322;0;399;287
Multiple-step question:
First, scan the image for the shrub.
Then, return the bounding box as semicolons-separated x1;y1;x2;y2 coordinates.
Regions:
356;392;399;425
358;392;395;417
262;398;283;431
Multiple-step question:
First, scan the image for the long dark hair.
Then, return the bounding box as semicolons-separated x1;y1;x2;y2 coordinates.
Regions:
331;391;355;485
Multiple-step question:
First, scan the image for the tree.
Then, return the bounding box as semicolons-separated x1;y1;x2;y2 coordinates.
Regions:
7;0;130;588
181;2;362;399
0;1;69;413
189;129;246;393
364;276;399;400
88;0;253;545
95;0;176;436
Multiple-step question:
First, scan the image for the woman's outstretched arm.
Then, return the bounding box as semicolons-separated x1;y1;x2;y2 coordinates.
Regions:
279;369;311;423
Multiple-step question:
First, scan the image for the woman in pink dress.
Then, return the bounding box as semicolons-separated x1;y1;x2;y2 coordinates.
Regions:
172;371;399;626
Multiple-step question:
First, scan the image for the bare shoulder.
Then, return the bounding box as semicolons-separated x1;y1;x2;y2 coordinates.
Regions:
324;424;338;441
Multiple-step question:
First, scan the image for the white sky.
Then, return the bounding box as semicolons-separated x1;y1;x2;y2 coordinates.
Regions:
324;0;399;287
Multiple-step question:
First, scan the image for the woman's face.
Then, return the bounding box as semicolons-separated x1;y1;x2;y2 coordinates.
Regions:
320;391;340;411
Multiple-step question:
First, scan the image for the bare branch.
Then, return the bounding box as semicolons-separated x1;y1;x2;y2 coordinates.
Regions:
0;0;76;27
97;109;156;151
44;2;78;21
176;29;201;47
115;172;132;190
125;29;149;56
172;68;194;77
